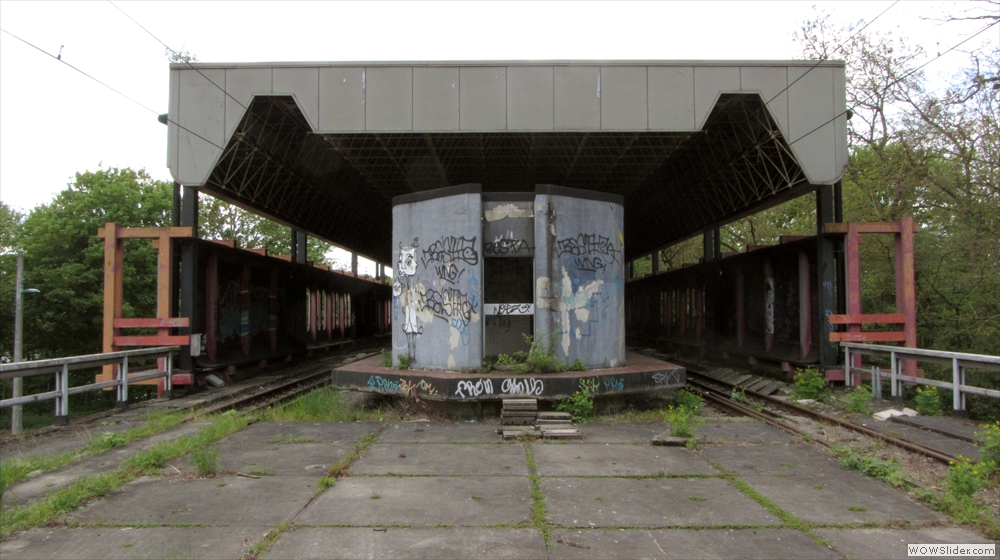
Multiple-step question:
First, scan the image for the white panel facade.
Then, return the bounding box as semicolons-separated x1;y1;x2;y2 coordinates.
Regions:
175;68;225;186
788;66;836;184
693;66;740;129
460;67;506;130
225;68;272;139
739;66;789;139
554;66;601;130
413;67;460;131
600;66;647;130
273;67;320;130
507;66;554;131
648;66;694;131
319;67;366;132
366;67;413;131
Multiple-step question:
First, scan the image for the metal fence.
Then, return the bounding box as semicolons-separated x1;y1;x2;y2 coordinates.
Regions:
0;347;178;425
842;342;1000;413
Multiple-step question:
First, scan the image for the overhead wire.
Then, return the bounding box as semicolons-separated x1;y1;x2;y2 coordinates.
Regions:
0;27;226;152
786;18;999;148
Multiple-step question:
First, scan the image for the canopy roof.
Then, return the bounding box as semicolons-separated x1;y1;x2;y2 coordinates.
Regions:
167;61;847;264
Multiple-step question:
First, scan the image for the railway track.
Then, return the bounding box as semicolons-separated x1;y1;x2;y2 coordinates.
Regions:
684;367;960;464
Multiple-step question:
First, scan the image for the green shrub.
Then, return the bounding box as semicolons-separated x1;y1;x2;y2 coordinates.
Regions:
730;386;748;404
496;354;519;366
568;359;587;372
976;421;1000;475
665;405;702;439
556;390;594;421
832;445;909;488
845;385;872;414
674;389;703;411
88;431;126;453
914;386;943;416
792;367;828;401
190;444;219;477
396;354;411;370
946;456;985;497
380;349;392;367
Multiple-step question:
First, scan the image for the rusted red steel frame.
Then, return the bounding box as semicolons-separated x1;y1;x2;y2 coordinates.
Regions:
98;224;194;391
825;218;918;382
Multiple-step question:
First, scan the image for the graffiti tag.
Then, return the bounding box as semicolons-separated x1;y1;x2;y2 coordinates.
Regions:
422;236;479;267
500;377;544;396
455;379;493;399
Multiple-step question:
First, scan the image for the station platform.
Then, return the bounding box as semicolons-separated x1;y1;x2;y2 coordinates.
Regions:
332;351;686;401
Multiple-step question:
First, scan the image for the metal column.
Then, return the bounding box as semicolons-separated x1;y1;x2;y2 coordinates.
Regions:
816;184;839;373
178;186;199;372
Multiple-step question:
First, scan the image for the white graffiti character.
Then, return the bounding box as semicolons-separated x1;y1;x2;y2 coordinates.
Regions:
396;239;423;335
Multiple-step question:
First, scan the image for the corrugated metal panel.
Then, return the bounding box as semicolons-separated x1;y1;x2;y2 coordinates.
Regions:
319;67;365;132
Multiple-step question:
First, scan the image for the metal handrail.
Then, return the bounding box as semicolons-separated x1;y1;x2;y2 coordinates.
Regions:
0;346;179;425
841;342;1000;414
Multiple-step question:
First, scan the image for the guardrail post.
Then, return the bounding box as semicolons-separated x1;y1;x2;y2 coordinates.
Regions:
163;351;174;398
872;366;882;399
53;364;70;426
889;351;901;401
844;346;852;386
116;356;129;410
951;357;966;417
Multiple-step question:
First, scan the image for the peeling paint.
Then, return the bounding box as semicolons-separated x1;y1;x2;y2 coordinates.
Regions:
447;354;456;370
485;204;533;222
449;326;461;349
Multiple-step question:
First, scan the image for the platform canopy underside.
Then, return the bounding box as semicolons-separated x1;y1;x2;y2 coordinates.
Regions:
171;62;847;264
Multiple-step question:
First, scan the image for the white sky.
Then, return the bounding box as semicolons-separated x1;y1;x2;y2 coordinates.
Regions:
0;0;991;271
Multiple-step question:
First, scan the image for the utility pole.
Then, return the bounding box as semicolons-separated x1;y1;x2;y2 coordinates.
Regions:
12;254;24;435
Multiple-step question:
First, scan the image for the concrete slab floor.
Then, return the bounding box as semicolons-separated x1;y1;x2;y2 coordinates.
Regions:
0;526;262;560
548;528;841;560
814;527;997;560
696;421;797;445
68;474;319;526
532;443;715;477
351;443;529;476
571;422;665;444
379;421;502;443
168;441;355;476
700;442;845;477
742;473;947;525
541;477;780;528
2;421;212;506
295;476;533;526
219;420;382;444
263;527;547;560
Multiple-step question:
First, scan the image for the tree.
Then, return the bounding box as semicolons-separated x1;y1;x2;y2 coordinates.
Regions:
198;195;333;266
19;167;172;360
0;202;25;362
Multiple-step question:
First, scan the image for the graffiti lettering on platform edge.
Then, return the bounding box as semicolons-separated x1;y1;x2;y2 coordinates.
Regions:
485;237;531;256
652;371;682;385
421;287;478;327
422;236;479;267
399;378;438;397
501;377;544;396
603;378;624;392
557;234;621;266
368;375;400;393
579;378;600;394
455;379;493;399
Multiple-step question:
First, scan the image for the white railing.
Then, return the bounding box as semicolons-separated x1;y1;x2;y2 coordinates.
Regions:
0;347;179;424
842;342;1000;413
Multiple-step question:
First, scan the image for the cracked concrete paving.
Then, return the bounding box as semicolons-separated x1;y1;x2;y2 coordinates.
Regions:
1;418;985;559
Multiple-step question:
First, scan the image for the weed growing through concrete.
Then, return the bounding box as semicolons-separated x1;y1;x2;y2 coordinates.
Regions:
260;387;384;423
1;412;251;537
848;505;868;512
831;444;910;489
190;444;219;477
688;496;707;502
1;409;188;496
523;444;552;548
791;367;828;402
555;389;594;421
914;386;943;416
845;385;872;414
244;521;290;560
380;348;393;367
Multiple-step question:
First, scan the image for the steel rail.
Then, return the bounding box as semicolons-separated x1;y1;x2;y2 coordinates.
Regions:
686;369;957;464
686;379;829;447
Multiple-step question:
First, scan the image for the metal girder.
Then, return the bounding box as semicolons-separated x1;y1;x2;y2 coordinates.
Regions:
202;93;807;264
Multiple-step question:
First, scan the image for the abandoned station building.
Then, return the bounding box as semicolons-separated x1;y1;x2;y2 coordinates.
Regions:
142;60;852;397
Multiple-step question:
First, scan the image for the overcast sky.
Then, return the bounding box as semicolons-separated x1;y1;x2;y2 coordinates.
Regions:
0;0;989;217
